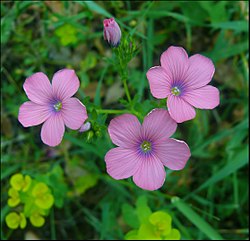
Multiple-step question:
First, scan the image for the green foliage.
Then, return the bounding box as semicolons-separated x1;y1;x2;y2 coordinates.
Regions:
1;1;248;240
5;167;69;230
172;197;223;240
123;196;181;240
55;24;79;46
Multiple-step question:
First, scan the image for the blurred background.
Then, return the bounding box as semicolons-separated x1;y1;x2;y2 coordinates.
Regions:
1;1;249;240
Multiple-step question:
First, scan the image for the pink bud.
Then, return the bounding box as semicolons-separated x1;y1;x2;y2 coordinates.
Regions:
103;18;121;47
79;122;91;133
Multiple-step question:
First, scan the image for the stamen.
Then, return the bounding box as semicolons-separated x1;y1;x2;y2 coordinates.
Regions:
171;86;181;96
53;101;62;112
141;141;151;153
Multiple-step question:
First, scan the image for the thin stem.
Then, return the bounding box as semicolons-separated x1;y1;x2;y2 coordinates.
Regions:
122;76;132;103
131;108;144;120
96;109;128;115
96;108;143;120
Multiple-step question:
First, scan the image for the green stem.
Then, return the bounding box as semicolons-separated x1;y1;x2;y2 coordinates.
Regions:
96;109;128;115
122;76;132;103
131;108;144;120
96;108;143;120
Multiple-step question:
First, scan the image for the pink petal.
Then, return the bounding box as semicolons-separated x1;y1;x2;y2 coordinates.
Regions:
41;114;65;147
108;114;141;148
103;29;109;41
167;95;196;123
79;122;91;133
142;109;177;141
184;54;215;89
52;69;80;100
61;97;88;130
146;66;171;99
105;147;141;180
23;72;53;105
133;154;166;191
155;138;191;170
182;85;220;109
18;101;51;127
160;46;189;83
103;18;121;46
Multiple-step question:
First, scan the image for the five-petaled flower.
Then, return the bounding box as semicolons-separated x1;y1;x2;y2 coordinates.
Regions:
18;69;88;147
105;109;191;191
103;18;121;47
147;46;220;123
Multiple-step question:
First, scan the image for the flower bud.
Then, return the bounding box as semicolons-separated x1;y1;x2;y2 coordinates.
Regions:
79;122;91;133
103;18;121;47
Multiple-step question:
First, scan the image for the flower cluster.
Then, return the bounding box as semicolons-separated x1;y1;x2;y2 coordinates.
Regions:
17;17;220;192
102;18;219;190
5;173;54;229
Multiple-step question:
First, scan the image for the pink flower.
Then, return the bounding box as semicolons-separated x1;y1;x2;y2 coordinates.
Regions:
103;18;121;47
105;109;191;191
18;69;88;147
146;46;220;123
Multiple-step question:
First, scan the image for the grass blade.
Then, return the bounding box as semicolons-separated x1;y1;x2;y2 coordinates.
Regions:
192;145;248;194
171;197;224;240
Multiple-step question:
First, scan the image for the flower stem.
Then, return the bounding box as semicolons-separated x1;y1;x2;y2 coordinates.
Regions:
122;77;132;103
96;108;143;119
96;109;128;115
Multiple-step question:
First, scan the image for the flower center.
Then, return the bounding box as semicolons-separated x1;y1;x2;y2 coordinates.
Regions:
53;101;62;112
141;141;152;153
171;86;181;96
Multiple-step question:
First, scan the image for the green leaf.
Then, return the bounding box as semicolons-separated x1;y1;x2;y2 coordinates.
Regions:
1;12;15;44
136;196;152;224
125;230;139;240
210;21;249;32
192;118;248;156
199;1;228;23
137;222;158;240
206;40;249;62
194;145;248;193
171;197;223;240
83;1;112;18
122;204;140;229
164;229;181;240
74;174;98;196
179;2;208;24
149;211;172;236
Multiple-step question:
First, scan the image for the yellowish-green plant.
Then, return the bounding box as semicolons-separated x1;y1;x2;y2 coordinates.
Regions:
123;196;181;240
5;173;55;229
55;23;78;46
10;173;32;192
5;212;27;229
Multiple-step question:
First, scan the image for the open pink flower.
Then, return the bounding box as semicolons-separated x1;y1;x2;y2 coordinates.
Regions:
105;109;191;191
146;46;220;123
18;69;88;147
103;18;121;47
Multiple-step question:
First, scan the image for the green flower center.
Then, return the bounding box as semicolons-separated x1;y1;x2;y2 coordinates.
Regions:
141;141;151;153
53;101;62;112
171;86;181;96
